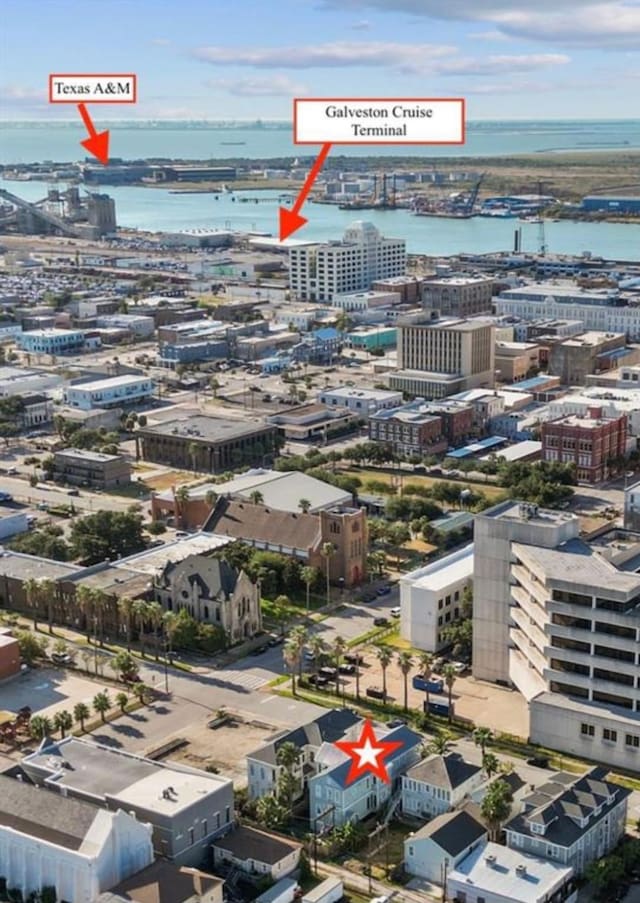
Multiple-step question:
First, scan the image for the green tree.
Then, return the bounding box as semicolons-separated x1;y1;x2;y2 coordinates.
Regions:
481;778;513;841
73;701;90;731
53;709;73;738
70;510;146;564
298;498;311;513
133;599;150;658
133;682;147;704
307;635;327;683
284;640;301;697
256;794;288;829
92;691;111;724
301;565;319;613
110;650;138;682
442;663;457;723
147;601;164;660
249;489;264;505
29;714;53;741
332;634;346;696
117;596;134;652
426;730;454;756
397;650;414;712
163;610;179;656
23;577;41;631
376;646;393;704
276;741;301;814
417;651;434;717
15;630;48;665
482;752;500;780
473;726;494;758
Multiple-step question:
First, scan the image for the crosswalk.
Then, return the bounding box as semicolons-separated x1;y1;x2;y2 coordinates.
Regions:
217;667;271;691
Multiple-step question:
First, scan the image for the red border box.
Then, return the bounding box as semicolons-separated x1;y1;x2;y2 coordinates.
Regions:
293;97;465;145
49;74;137;104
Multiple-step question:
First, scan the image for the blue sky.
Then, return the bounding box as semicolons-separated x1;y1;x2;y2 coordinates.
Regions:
1;0;639;120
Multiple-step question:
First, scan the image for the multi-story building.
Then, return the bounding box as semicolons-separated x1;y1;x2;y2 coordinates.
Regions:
421;274;494;318
87;192;117;235
17;328;87;356
0;775;153;902
401;753;483;818
95;314;155;337
369;405;447;457
495;341;540;383
51;448;132;489
624;478;640;531
392;315;495;398
331;290;400;312
541;408;628;484
372;275;422;305
289;221;406;302
400;545;474;653
548;331;635;385
155;555;262;643
247;709;361;800
65;374;155;410
309;725;421;831
504;768;628;875
404;805;487;885
17;393;53;427
495;284;640;340
22;737;234;867
318;386;402;415
136;415;279;473
0;628;20;680
548;386;640;438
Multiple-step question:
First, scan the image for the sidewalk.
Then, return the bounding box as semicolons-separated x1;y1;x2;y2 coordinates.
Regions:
315;860;442;903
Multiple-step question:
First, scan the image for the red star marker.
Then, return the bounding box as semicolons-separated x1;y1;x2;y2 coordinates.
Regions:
334;719;404;786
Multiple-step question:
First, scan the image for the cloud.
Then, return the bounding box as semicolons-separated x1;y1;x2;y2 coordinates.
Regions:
469;30;512;41
320;0;640;48
208;75;310;97
350;18;372;29
432;53;570;76
191;40;455;69
2;84;46;105
150;38;171;46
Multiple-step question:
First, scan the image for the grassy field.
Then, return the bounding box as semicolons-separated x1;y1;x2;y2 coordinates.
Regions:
344;467;507;501
144;471;196;491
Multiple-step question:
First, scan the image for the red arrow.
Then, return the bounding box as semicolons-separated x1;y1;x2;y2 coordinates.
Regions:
279;142;332;241
77;103;110;165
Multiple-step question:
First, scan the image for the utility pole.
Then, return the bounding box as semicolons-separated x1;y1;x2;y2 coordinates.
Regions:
311;804;335;875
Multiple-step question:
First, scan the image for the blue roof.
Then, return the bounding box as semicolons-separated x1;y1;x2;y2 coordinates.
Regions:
447;435;507;459
313;327;341;341
509;376;553;391
325;725;422;789
431;511;474;532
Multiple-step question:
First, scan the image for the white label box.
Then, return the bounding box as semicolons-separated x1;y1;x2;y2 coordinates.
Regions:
49;74;137;104
294;97;464;145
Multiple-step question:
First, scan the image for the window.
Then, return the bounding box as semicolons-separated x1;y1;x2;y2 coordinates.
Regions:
626;734;640;749
581;723;595;737
188;828;195;846
203;819;208;836
226;805;231;823
603;728;618;743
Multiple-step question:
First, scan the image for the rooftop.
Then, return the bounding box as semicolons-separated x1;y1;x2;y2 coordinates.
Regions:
139;414;273;443
0;550;80;582
407;753;481;790
513;539;640;593
70;374;151;392
54;447;124;463
320;386;401;401
205;497;321;551
410;804;486;856
401;543;474;593
448;841;573;903
101;861;222;903
249;709;361;766
212;825;301;864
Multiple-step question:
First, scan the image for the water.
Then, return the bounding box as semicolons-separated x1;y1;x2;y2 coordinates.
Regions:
1;119;640;164
3;177;639;260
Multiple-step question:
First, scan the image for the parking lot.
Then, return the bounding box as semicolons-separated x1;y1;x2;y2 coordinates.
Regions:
0;665;108;720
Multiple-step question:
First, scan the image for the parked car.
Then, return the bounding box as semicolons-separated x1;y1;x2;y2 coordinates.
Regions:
366;686;385;700
268;633;284;647
376;584;392;596
373;617;389;627
387;718;407;729
308;674;330;688
250;644;268;656
338;663;356;675
359;591;377;603
175;530;189;538
390;607;401;618
526;755;550;769
319;666;337;678
51;652;73;666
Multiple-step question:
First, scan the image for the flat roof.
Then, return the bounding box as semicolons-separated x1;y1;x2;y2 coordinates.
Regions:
70;374;151;392
321;386;401;400
113;533;232;576
447;435;508;458
54;447;124;463
139;414;273;443
402;543;474;592
0;551;80;582
448;842;573;903
482;440;542;462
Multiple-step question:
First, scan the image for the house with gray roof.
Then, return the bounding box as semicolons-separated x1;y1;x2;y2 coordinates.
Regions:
402;752;484;818
247;708;361;801
155;554;262;643
404;803;487;884
212;825;302;881
309;724;422;831
504;766;629;875
0;774;153;902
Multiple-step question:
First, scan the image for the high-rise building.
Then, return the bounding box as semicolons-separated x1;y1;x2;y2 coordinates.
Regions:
86;192;116;236
473;499;640;771
390;315;495;397
288;221;405;302
421;274;494;318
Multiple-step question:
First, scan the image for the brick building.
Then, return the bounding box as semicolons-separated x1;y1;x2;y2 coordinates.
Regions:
369;407;447;457
542;406;628;483
52;448;131;489
0;629;20;681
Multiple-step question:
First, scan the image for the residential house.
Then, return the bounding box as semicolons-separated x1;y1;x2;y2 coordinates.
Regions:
0;775;153;903
101;861;224;903
212;826;302;881
247;709;361;801
404;804;487;884
504;767;629;875
155;555;262;644
402;753;484;818
309;725;422;831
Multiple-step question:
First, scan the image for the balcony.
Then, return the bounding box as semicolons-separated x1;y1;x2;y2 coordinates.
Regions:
511;585;547;633
511;607;547;652
512;565;550;608
510;628;547;674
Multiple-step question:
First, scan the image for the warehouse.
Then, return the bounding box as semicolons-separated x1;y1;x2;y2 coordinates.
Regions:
581;195;640;214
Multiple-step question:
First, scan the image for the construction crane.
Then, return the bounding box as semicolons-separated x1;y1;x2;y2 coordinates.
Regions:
451;172;485;216
0;187;80;237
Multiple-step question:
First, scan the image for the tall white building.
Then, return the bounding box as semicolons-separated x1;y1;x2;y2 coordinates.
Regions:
289;221;406;302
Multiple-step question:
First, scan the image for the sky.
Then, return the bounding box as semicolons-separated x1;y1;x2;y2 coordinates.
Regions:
1;0;640;121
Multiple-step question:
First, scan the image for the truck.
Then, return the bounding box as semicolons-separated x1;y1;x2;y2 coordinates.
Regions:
424;699;452;717
413;674;444;694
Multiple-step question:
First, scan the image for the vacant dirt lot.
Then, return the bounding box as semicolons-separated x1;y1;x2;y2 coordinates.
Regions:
167;714;278;787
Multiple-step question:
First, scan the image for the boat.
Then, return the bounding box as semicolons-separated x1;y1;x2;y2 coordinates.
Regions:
221;141;247;146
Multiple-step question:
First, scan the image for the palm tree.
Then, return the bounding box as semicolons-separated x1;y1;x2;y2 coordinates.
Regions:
187;441;200;472
40;577;57;635
427;730;453;756
92;691;110;723
147;601;164;660
133;599;150;657
24;577;41;631
76;584;95;642
483;752;500;780
249;489;264;505
117;596;134;651
473;726;494;758
209;376;220;398
283;640;300;697
298;498;311;514
276;741;301;813
175;485;190;527
53;709;73;738
481;779;513;842
73;702;90;732
417;651;434;717
289;626;308;681
116;692;129;714
163;610;179;657
307;635;327;683
321;542;335;605
29;715;53;741
332;635;346;697
92;588;110;647
376;646;393;704
301;565;317;614
397;651;414;712
442;664;457;723
205;488;217;508
133;682;147;704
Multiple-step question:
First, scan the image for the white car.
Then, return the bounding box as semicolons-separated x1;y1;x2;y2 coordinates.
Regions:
390;607;401;618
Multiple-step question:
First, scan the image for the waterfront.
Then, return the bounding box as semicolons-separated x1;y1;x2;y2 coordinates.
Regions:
2;119;640;164
2;177;639;260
